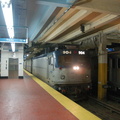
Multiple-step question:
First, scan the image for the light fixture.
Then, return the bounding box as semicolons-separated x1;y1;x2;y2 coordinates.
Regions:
0;0;14;38
1;0;15;52
11;42;15;52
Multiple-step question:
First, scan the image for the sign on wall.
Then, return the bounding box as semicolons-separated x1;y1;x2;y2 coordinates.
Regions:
0;38;28;43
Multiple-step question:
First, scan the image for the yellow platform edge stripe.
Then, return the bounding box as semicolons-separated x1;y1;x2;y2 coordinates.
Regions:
24;70;101;120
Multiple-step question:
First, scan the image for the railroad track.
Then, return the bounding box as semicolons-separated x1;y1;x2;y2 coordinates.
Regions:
108;95;120;102
89;96;120;115
78;96;120;120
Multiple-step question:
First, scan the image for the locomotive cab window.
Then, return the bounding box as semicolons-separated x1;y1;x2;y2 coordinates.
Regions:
58;55;72;66
58;55;89;67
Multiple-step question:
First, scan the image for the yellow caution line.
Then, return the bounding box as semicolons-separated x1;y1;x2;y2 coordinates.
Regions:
24;70;102;120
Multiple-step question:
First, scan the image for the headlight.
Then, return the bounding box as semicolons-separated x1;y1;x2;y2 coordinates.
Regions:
73;66;80;70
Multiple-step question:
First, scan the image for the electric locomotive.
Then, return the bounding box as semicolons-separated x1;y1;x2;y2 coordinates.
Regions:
24;49;91;99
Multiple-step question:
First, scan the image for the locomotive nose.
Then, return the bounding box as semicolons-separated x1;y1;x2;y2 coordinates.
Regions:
73;66;80;70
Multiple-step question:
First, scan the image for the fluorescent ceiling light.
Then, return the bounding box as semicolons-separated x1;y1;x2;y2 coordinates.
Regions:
11;43;15;52
1;0;14;38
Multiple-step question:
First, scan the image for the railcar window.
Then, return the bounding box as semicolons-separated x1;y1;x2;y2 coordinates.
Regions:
118;59;120;68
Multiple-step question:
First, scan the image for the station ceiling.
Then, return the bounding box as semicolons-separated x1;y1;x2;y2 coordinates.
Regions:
0;0;120;53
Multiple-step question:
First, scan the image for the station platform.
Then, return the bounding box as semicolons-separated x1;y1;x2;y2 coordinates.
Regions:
0;70;102;120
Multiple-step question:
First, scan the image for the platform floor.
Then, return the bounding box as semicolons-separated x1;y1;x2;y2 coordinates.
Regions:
0;71;101;120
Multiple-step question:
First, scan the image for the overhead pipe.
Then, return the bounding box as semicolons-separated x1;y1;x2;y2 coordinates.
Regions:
78;34;100;50
77;25;120;50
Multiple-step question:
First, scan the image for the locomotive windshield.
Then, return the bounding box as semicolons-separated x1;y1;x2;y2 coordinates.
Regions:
58;55;89;67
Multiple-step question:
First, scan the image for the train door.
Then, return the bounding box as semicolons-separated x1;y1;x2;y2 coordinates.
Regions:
108;57;113;82
47;55;54;81
117;58;120;86
111;58;117;82
108;57;118;87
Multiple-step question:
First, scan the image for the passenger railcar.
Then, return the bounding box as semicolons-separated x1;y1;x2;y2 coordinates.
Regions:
24;59;32;72
108;53;120;97
24;49;91;99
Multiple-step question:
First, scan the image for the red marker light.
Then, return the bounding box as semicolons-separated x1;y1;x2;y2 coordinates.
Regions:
73;51;77;54
59;67;62;70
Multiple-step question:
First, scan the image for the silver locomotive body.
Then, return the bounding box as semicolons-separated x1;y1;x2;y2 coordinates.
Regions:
24;50;91;98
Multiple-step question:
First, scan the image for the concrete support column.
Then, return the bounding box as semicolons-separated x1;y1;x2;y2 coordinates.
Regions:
98;36;108;100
